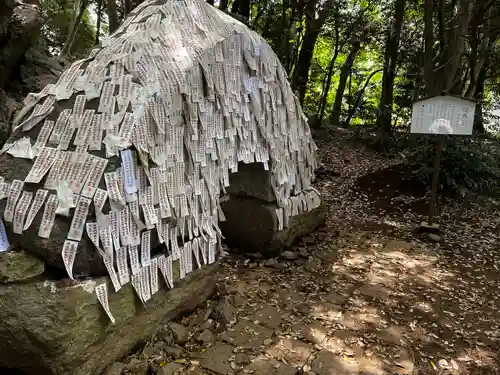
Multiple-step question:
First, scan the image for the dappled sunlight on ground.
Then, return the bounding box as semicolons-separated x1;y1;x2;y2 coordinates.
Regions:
210;130;500;375
215;219;500;374
118;130;500;375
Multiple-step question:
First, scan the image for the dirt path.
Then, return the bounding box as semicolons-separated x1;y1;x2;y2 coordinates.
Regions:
112;131;500;375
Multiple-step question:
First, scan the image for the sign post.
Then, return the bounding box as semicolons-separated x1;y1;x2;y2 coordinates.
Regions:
410;93;476;231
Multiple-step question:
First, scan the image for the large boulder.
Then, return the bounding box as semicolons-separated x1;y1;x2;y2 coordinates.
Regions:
0;144;109;276
0;0;318;279
0;263;218;375
0;0;43;90
221;160;326;256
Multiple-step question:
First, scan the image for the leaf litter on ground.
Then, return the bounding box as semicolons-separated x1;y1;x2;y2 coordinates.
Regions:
118;128;500;375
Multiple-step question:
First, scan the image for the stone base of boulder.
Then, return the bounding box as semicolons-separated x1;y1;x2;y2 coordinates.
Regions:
0;249;45;283
220;196;327;257
0;263;218;375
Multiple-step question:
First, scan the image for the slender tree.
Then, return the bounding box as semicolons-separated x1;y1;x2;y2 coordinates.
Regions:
59;0;89;58
330;39;362;125
376;0;406;133
107;0;119;34
291;0;334;104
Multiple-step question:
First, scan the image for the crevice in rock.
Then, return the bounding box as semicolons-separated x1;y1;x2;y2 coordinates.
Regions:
41;262;71;280
0;367;29;375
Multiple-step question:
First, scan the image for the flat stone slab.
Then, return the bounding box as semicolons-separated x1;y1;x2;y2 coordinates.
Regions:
240;355;298;375
220;196;326;257
198;342;235;374
383;240;412;252
292;321;328;345
265;338;312;367
311;349;360;375
0;264;218;375
221;320;273;348
250;305;282;329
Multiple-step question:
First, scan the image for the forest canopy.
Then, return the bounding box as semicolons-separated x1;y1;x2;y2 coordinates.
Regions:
11;0;500;195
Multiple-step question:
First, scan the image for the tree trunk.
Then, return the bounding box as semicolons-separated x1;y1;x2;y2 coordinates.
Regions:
279;0;290;63
291;0;333;104
473;65;486;133
316;17;340;125
291;23;320;104
107;0;119;34
423;0;437;95
96;0;103;44
239;0;250;19
316;47;339;125
124;0;145;14
59;0;89;59
285;6;301;73
231;0;239;13
345;68;384;127
123;0;131;15
219;0;229;11
330;42;361;125
423;0;473;95
376;0;406;133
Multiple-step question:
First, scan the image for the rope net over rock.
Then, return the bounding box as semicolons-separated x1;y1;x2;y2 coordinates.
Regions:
0;0;319;320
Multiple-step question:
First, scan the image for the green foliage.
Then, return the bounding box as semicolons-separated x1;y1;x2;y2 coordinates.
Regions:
407;137;500;197
27;0;500;199
40;0;97;57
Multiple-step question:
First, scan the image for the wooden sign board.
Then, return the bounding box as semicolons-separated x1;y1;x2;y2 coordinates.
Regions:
410;95;476;135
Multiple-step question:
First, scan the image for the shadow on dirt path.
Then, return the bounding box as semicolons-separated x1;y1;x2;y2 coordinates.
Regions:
114;129;500;375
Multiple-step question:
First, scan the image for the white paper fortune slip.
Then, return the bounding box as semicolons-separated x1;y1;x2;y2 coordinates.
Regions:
116;246;130;285
179;245;186;280
140;230;151;267
67;196;91;241
23;189;48;230
95;283;116;324
0;181;10;200
128;245;141;275
38;194;58;238
86;222;100;249
0;218;10;252
140;266;151;302
120;149;137;194
99;224;113;256
109;210;121;251
131;272;143;303
4;180;24;222
184;241;193;274
93;188;108;212
81;156;108;198
13;191;33;234
61;239;78;279
102;252;121;292
25;147;59;183
162;254;174;288
150;257;159;294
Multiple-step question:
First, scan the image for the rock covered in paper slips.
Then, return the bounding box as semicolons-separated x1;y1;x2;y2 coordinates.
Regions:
0;0;318;284
0;263;218;375
0;195;108;278
220;193;326;257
